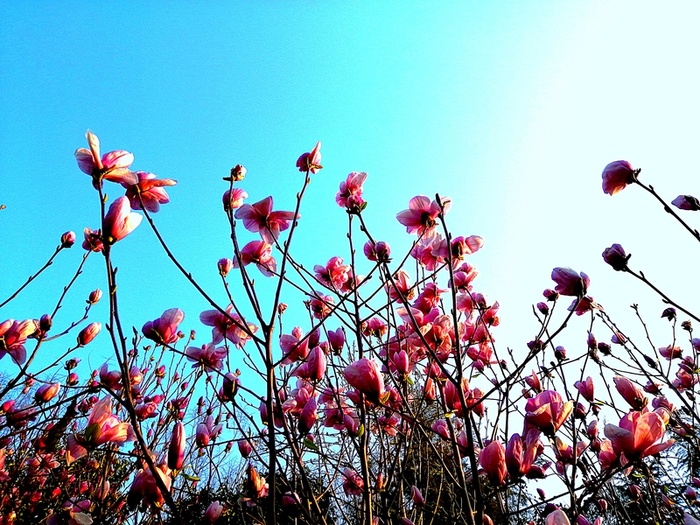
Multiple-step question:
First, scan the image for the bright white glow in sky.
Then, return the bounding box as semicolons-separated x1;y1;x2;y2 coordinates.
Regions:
1;2;699;368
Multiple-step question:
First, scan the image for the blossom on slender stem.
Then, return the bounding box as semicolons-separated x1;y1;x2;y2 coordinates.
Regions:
342;468;364;496
672;195;700;211
186;343;228;371
61;231;76;248
142;308;184;345
67;397;135;463
524;390;573;435
396;195;451;236
574;377;595;403
223;187;248;212
336;171;367;212
545;509;571;525
602;160;636;196
364;240;391;263
82;228;104;252
344;358;386;402
613;376;648;410
0;319;37;366
103;196;142;244
124;171;176;212
234;196;297;244
233;241;277;277
296;141;322;173
127;462;172;508
75;130;138;187
314;256;353;292
551;267;589;297
199;305;258;347
167;421;186;470
479;441;507;485
292;346;327;382
77;322;101;346
604;410;675;464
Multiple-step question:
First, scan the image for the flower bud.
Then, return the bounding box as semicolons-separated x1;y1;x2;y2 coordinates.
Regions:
77;322;101;346
602;243;629;271
602;160;636;196
61;231;76;248
168;421;186;470
88;289;102;304
217;258;233;277
35;383;60;403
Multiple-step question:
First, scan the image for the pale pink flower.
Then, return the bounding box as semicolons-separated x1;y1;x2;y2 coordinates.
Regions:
602;160;636;196
199;305;258;347
545;509;571;525
205;501;224;523
142;308;184;344
604;410;675;464
103;196;142;244
186;343;228;371
296;141;322;173
336;171;367;211
75;130;138;187
234;196;297;244
0;319;37;366
67;397;135;463
234;240;277;276
396;195;450;236
222;187;248;212
124;171;176;212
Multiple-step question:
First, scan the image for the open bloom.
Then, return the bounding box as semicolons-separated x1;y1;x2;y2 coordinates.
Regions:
342;468;364;496
199;305;258;347
75;130;138;187
234;196;297;244
234;241;277;277
186;343;228;371
0;319;37;366
127;463;172;508
67;397;135;463
296;141;322;173
396;195;451;236
336;171;367;211
223;187;248;212
124;171;176;212
602;160;636;196
344;358;386;402
103;196;142;244
142;308;184;344
604;410;675;464
524;390;573;435
551;267;589;297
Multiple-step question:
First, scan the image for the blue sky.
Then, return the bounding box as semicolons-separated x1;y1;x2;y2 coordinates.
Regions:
2;2;699;371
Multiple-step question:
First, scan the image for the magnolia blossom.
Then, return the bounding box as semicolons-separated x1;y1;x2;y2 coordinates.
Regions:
234;196;297;244
397;195;450;236
234;240;277;277
222;187;248;212
613;376;648;410
199;305;258;347
479;441;507;485
296;141;322;173
75;130;138;187
602;243;629;271
67;397;135;464
127;463;172;508
551;267;589;297
0;319;37;366
336;171;367;211
672;195;700;211
77;322;101;346
102;196;142;244
602;160;636;196
344;358;386;402
524;390;573;435
124;171;176;212
342;468;364;496
167;421;186;470
142;308;184;344
604;410;675;464
186;343;228;371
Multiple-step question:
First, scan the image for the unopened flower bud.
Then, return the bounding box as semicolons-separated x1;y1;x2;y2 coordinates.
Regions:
168;421;186;470
218;258;233;277
88;289;102;304
61;231;76;248
602;243;630;271
77;322;101;346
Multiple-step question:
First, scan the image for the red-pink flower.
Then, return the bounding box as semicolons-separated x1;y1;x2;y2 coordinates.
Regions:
75;130;138;187
342;468;364;496
35;383;60;403
613;376;648;410
82;228;104;252
604;410;675;464
168;421;186;470
344;358;386;402
0;319;37;366
124;171;177;212
67;397;135;463
127;463;172;508
296;141;322;173
602;160;636;196
186;343;228;371
524;390;573;435
199;305;258;347
223;187;248;212
142;308;184;344
235;196;297;244
77;321;101;346
307;291;334;320
292;346;327;382
574;376;595;403
103;196;142;244
396;195;450;236
336;171;367;211
551;267;590;297
314;256;353;292
364;240;391;263
479;441;507;486
234;240;277;277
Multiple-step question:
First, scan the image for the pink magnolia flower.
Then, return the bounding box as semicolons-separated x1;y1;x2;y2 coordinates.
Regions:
77;321;101;346
67;397;135;463
479;441;507;485
344;358;386;402
61;231;76;248
659;345;682;360
336;171;367;212
205;501;224;523
574;376;595;403
524;390;573;435
167;421;186;470
604;410;675;464
307;291;334;320
35;383;60;403
314;256;353;292
186;343;228;371
602;160;636;196
75;130;138;187
0;319;37;366
396;195;451;236
545;509;571;525
127;462;172;508
328;327;345;353
672;195;700;211
82;228;104;252
245;464;269;502
613;376;648;410
363;240;391;263
124;171;177;212
234;196;297;244
551;267;590;297
199;305;258;347
223;187;248;212
342;468;364;496
142;308;184;344
602;243;630;271
103;196;142;244
292;346;327;382
296;141;322;173
195;415;222;447
234;240;277;277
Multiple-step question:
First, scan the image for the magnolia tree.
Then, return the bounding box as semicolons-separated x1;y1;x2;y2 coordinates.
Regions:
0;135;699;525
